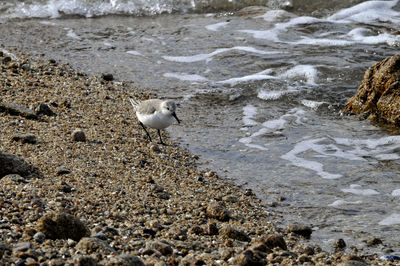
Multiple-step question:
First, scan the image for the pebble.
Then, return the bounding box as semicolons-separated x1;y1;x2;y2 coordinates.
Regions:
33;232;46;241
12;133;37;144
220;225;251;242
56;166;71;175
75;237;117;255
334;238;347;250
206;200;230;221
34;102;55;116
145;241;173;256
286;224;312;239
72;128;86;142
101;73;114;81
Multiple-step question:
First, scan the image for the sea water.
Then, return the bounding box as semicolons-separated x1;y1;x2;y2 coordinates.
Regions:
1;0;400;254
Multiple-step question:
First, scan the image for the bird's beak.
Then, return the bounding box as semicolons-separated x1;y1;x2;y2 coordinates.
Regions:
172;112;180;124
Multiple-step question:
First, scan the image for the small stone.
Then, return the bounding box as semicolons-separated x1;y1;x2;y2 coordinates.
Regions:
263;234;287;250
206;200;230;221
366;237;382;246
56;166;71;176
91;233;107;241
33;232;45;241
338;261;367;266
105;254;145;266
298;254;312;263
70;255;97;266
34;103;55;116
334;239;346;250
145;241;173;256
101;73;114;81
220;225;251;242
0;242;12;259
203;223;219;236
75;237;116;255
72;129;86;142
222;195;239;203
37;212;90;241
0;151;41;180
229;250;265;265
12;134;37;144
150;145;161;153
286;224;312;238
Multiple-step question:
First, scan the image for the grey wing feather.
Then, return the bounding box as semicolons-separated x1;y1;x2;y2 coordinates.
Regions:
129;98;140;110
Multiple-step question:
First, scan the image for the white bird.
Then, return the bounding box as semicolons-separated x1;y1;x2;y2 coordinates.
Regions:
129;98;180;145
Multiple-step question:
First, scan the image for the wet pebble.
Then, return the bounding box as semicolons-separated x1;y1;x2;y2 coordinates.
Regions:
206;200;230;221
71;129;86;142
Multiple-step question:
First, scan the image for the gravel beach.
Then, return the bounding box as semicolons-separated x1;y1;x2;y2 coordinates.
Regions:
0;49;391;265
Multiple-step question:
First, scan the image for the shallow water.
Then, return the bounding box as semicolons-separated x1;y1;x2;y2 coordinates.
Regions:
1;0;400;255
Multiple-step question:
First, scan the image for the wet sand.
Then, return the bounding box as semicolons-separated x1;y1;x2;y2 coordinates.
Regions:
0;49;389;265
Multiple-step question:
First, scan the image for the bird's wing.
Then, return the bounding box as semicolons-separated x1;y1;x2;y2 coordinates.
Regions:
129;98;140;110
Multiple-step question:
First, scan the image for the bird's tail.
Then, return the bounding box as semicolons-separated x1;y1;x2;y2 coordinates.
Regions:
129;98;140;110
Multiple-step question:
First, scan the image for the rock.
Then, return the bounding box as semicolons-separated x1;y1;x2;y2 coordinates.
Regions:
334;239;346;250
1;174;28;183
105;254;145;266
206;200;230;221
0;151;40;178
75;237;116;255
72;129;86;142
366;237;382;246
102;73;114;81
0;241;12;259
12;134;37;144
344;54;400;125
229;250;266;266
203;222;219;236
220;225;251;242
262;234;287;250
12;242;33;254
34;103;55;116
69;255;98;266
145;241;173;256
33;232;46;242
0;102;38;119
37;212;90;241
56;166;71;175
286;224;312;239
338;261;367;266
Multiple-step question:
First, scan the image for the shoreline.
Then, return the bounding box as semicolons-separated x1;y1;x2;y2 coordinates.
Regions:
0;49;388;265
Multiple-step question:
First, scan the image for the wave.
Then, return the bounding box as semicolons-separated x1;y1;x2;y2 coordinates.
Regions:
0;0;271;19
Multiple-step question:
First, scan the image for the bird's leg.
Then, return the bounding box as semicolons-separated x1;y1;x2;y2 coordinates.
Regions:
139;122;152;142
157;129;167;145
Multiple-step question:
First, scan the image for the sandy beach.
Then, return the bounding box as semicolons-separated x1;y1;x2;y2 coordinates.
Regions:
0;49;391;265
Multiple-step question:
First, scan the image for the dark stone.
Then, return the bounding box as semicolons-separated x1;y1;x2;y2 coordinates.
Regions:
72;129;86;142
145;241;173;256
37;212;90;241
366;237;382;246
0;151;40;178
142;228;156;237
221;225;251;242
105;254;145;266
263;234;287;250
56;166;71;175
12;134;37;144
0;102;38;119
75;237;116;255
35;103;55;116
101;73;114;81
286;224;312;238
334;238;346;250
70;255;98;266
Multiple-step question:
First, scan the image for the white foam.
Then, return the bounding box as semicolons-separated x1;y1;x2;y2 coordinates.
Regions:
375;154;400;160
328;0;399;24
126;50;144;56
242;105;258;126
281;138;342;179
301;99;326;110
163;72;208;82
66;29;81;40
329;199;362;207
39;21;57;26
205;21;229;31
218;69;275;86
341;184;379;196
379;213;400;226
163;46;277;63
257;89;298;100
279;65;318;84
392;189;400;197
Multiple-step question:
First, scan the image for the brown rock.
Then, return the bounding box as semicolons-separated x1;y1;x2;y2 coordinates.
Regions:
12;134;37;144
334;238;346;250
0;241;12;259
206;200;230;221
0;102;37;119
229;250;266;266
69;255;98;266
37;212;90;241
344;54;400;125
105;254;145;266
145;241;173;256
286;224;312;238
75;237;116;255
263;234;287;250
220;225;251;242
